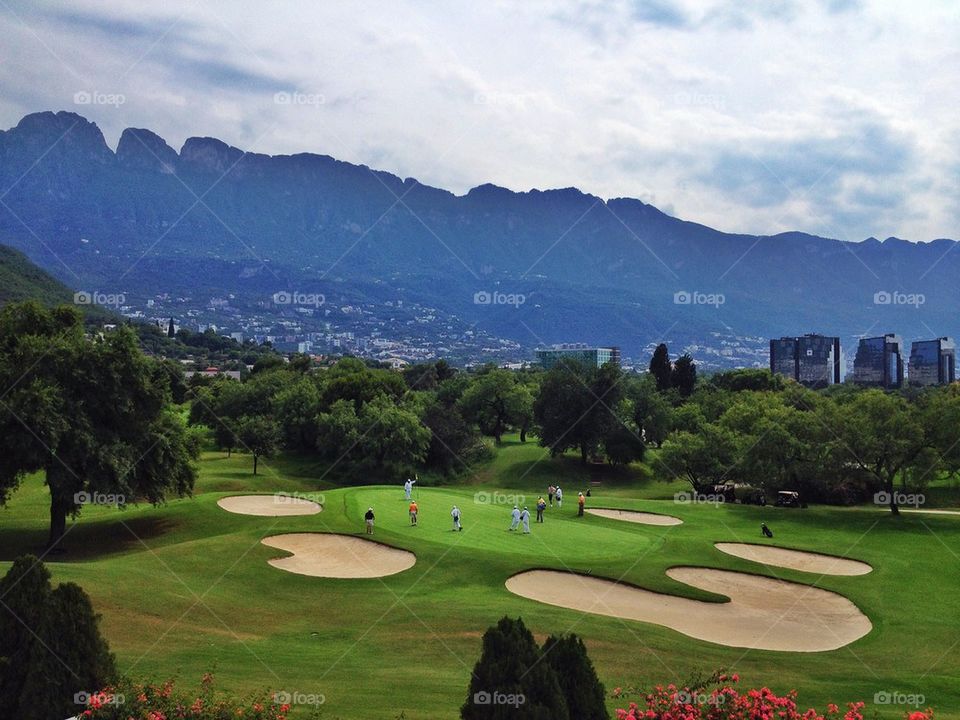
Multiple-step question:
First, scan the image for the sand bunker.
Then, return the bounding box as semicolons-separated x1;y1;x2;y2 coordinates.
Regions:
715;543;871;576
902;509;960;516
218;494;322;516
261;533;415;578
585;508;683;526
506;567;871;651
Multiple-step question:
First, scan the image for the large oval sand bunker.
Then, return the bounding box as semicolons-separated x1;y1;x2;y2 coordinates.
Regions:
715;543;872;576
262;533;416;578
585;507;683;526
506;567;871;651
218;494;322;516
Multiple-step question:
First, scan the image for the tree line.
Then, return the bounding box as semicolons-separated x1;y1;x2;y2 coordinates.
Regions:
654;371;960;514
185;341;707;480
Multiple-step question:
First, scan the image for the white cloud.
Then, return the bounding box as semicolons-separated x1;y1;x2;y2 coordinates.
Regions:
0;0;956;241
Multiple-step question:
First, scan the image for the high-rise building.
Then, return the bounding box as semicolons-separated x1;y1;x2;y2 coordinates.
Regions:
769;334;842;388
535;344;621;370
909;337;956;386
853;334;904;388
769;337;798;379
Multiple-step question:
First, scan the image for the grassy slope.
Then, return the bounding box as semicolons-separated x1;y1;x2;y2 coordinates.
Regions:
0;243;116;321
2;437;959;719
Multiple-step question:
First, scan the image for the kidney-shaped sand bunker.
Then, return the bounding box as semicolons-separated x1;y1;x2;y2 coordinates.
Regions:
262;533;416;578
506;567;871;652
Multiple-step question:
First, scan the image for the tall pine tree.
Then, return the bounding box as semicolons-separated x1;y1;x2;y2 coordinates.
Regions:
649;343;673;391
0;555;116;720
542;634;609;720
671;353;697;397
462;616;569;720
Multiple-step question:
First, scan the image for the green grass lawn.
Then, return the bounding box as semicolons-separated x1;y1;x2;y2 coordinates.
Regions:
2;438;959;719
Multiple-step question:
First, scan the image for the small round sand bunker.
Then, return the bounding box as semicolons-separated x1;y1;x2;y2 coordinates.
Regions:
586;508;683;526
715;543;871;576
506;567;871;652
262;533;415;578
218;494;322;516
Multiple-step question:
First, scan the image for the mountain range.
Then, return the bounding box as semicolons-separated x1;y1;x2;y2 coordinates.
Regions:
0;110;957;365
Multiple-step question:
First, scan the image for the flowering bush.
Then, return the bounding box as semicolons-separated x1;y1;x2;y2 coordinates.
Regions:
614;674;934;720
77;673;308;720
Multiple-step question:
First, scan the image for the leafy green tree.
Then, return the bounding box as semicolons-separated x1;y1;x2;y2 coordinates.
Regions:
189;385;240;455
920;387;960;481
649;343;672;391
158;358;190;403
461;616;569;720
288;353;312;373
655;423;737;492
402;360;456;391
670;403;707;433
629;375;673;447
435;359;457;382
0;555;116;720
274;376;322;450
459;369;531;444
709;368;784;392
358;396;430;477
436;375;473;405
315;399;362;463
830;390;935;514
603;423;645;465
251;354;285;374
541;634;608;720
0;302;199;547
236;415;282;475
423;399;483;475
671;353;697;397
322;357;406;410
534;360;624;463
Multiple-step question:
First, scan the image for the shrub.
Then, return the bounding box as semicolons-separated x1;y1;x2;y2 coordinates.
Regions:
613;674;934;720
78;673;308;720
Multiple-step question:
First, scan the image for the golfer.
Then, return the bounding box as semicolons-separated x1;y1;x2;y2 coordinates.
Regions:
409;500;419;526
509;505;521;531
536;496;546;523
548;485;556;507
364;507;375;535
404;478;416;500
761;522;773;538
520;506;531;534
451;505;462;531
555;486;563;508
577;491;585;517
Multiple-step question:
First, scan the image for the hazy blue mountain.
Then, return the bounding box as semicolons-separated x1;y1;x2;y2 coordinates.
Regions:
0;110;956;360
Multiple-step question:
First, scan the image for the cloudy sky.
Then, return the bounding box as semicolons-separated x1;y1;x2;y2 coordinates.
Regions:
1;0;957;242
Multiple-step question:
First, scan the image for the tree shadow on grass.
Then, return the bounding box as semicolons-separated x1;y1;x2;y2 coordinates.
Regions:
0;513;181;563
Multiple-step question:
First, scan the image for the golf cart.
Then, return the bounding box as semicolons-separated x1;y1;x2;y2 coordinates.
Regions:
775;490;801;508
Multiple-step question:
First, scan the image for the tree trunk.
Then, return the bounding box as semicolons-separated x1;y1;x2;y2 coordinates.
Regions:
519;426;527;443
888;480;899;515
48;494;70;550
253;453;259;475
580;445;588;463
